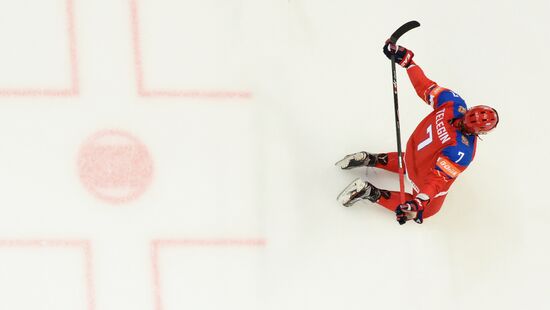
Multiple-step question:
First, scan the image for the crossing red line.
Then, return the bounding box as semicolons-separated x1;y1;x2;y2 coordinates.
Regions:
129;0;252;99
0;0;79;97
150;238;265;310
0;239;95;310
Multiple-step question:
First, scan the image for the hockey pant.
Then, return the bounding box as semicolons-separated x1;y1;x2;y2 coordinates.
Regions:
375;152;445;219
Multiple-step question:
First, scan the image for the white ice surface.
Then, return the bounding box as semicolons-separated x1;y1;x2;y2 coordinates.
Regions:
0;0;549;309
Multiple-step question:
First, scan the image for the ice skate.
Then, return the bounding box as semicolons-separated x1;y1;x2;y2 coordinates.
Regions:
337;178;370;207
335;151;388;169
337;178;390;207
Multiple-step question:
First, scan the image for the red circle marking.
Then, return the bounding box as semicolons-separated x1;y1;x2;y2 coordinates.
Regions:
77;130;153;204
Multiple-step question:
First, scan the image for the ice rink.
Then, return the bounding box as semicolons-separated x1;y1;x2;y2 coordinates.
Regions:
0;0;548;309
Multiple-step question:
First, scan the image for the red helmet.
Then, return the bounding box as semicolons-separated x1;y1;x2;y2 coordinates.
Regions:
462;105;499;134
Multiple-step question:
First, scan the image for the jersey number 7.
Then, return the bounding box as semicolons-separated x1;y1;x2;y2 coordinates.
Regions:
417;125;433;151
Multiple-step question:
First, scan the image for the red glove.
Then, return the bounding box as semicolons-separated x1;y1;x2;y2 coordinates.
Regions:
383;39;414;68
395;198;425;225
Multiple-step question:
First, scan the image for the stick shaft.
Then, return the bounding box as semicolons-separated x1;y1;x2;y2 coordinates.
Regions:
391;55;406;204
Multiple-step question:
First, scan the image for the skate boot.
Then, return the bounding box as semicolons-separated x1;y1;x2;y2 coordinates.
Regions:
337;178;390;207
335;152;388;170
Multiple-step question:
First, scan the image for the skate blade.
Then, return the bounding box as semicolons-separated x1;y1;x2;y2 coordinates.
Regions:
334;156;352;169
337;178;366;207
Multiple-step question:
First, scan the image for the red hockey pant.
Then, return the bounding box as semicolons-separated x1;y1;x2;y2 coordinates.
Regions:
375;152;445;219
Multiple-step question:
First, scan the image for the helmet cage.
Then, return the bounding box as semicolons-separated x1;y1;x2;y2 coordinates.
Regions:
463;105;499;135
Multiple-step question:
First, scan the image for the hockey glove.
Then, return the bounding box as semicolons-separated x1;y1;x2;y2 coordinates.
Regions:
395;198;425;225
383;40;414;68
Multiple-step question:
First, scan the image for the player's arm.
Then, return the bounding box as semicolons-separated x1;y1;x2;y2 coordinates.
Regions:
406;61;441;106
383;41;458;108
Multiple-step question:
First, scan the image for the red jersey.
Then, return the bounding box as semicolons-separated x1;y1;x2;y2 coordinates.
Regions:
405;63;477;204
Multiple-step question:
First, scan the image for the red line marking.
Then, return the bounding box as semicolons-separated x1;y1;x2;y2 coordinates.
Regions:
0;89;75;97
0;0;78;97
129;0;252;99
151;241;163;310
151;238;265;310
66;0;79;95
130;0;145;96
0;239;87;247
0;239;95;310
82;241;96;310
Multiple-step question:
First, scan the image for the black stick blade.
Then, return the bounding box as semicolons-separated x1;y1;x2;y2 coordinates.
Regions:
389;20;420;44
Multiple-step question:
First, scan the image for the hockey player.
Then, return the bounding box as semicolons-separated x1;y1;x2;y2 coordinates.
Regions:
335;40;499;224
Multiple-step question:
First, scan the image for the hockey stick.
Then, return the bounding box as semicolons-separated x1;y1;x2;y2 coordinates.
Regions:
388;20;420;204
389;21;420;45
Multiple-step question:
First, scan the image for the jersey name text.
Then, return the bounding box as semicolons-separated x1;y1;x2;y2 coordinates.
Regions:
435;109;450;144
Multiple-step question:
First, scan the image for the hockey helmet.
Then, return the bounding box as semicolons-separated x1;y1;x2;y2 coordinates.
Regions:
462;105;499;134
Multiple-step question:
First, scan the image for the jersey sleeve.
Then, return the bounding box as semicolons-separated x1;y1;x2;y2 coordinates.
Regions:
440;133;476;169
406;61;466;109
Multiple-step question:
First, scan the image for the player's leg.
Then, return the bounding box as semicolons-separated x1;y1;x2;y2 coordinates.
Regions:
335;151;389;170
337;179;450;221
337;178;393;207
335;151;406;175
373;152;403;174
